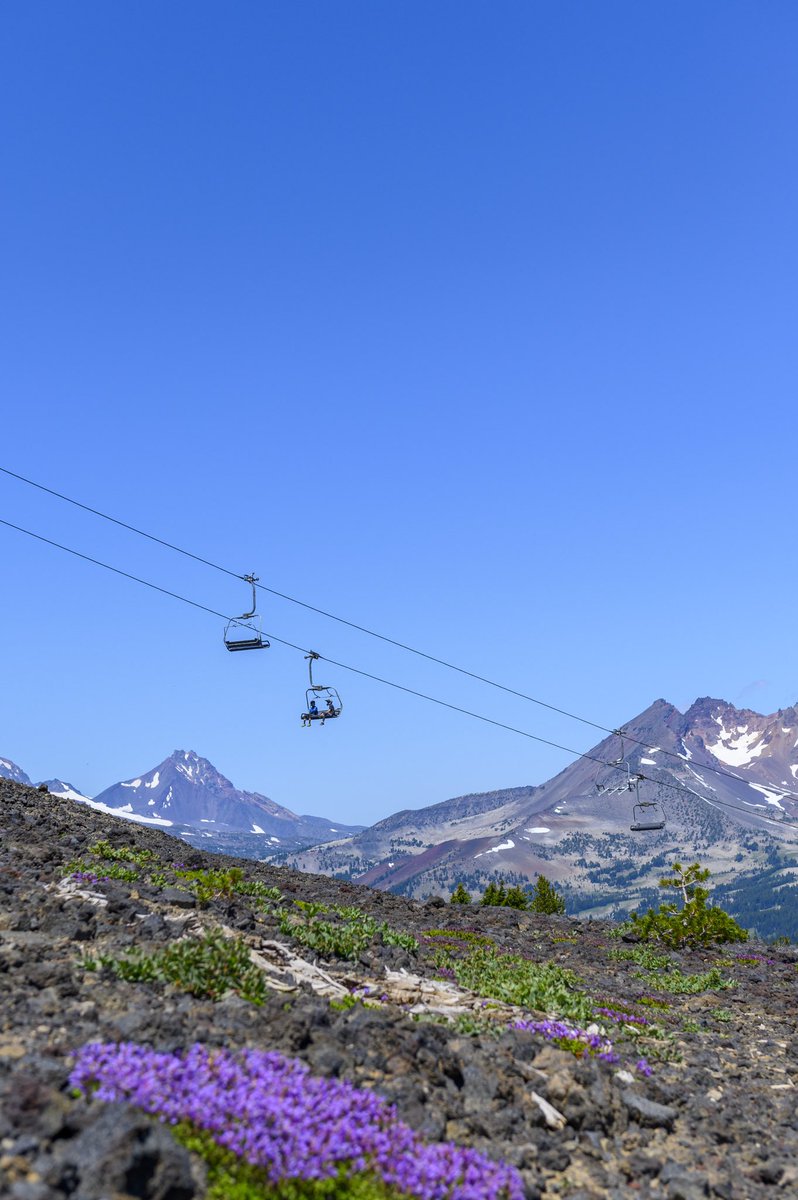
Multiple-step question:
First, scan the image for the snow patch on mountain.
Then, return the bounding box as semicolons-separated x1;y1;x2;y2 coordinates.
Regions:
748;784;785;811
707;722;767;767
475;838;515;858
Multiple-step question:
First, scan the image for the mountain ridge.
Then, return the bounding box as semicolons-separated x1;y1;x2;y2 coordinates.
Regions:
277;695;798;931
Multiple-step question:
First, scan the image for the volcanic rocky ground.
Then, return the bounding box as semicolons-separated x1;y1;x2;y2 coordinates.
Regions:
2;778;798;1200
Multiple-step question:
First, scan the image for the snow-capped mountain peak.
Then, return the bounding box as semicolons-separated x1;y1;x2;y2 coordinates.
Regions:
0;758;33;786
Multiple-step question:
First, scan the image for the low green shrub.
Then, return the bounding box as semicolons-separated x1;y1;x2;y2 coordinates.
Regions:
441;945;593;1022
91;930;267;1004
88;840;154;867
642;966;734;996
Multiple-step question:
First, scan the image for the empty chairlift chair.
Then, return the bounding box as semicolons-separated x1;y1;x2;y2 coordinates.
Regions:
224;573;270;652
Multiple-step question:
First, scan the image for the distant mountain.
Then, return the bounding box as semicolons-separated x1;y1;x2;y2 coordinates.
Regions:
38;780;92;802
0;757;32;786
279;697;798;933
1;749;363;858
89;749;363;854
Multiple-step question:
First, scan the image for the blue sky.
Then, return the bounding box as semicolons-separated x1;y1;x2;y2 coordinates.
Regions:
1;2;796;824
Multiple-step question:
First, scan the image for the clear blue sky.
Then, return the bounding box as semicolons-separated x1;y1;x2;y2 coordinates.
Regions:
1;2;796;824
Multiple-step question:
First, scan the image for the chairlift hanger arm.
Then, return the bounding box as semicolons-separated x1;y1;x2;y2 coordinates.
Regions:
236;573;259;620
305;650;321;689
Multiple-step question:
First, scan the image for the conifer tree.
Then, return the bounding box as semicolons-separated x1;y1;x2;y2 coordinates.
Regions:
529;874;566;915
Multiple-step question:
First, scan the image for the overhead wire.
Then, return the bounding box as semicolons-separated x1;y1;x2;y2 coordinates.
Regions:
2;512;798;836
3;463;791;798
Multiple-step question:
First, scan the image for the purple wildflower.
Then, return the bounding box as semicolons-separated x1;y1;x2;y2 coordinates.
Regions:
512;1018;615;1059
71;1042;524;1199
594;1007;650;1027
635;1058;653;1077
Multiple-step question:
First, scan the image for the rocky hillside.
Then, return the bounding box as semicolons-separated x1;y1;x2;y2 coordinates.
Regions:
2;776;798;1199
278;699;798;927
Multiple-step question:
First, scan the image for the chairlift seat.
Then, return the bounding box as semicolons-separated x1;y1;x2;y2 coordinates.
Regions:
630;818;666;832
225;637;268;651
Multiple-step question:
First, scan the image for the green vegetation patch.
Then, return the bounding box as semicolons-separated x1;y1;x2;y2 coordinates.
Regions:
640;966;734;996
88;929;268;1004
441;945;593;1022
278;904;418;961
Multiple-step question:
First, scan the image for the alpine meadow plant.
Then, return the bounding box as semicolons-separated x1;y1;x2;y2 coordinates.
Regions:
442;945;594;1023
90;930;268;1004
70;1042;524;1200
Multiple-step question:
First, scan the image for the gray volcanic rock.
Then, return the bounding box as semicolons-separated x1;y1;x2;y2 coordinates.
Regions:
3;777;798;1199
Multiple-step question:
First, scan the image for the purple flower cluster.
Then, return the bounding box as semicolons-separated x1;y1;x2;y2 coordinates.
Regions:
635;1058;653;1077
70;1042;523;1200
70;871;110;885
594;1007;650;1027
512;1018;617;1061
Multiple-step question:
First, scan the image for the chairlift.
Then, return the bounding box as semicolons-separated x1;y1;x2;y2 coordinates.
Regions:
629;774;665;832
301;651;342;726
224;574;270;652
595;728;627;794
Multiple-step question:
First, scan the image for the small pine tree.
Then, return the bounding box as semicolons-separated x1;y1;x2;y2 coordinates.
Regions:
629;861;748;948
450;883;472;905
504;885;529;911
481;880;508;906
529;874;566;915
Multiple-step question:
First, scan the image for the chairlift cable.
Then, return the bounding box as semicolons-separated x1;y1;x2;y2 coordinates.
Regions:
1;464;790;797
3;463;792;799
3;508;798;828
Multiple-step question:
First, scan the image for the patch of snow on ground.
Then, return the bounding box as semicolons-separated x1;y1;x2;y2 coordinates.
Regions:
707;727;766;767
474;838;515;858
388;861;394;867
70;796;174;827
145;772;160;788
749;784;785;811
48;786;92;803
648;747;660;754
251;824;265;834
791;765;798;779
525;827;551;834
121;779;142;788
640;758;657;765
270;836;280;843
200;818;216;824
678;744;693;760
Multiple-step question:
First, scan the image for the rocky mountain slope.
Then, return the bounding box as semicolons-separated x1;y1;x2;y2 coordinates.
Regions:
279;699;798;926
2;775;798;1199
